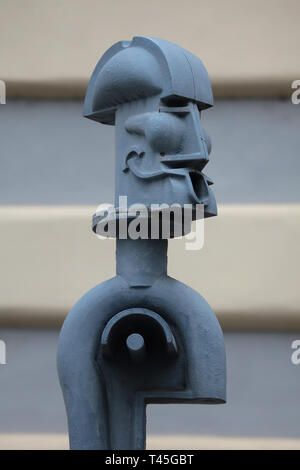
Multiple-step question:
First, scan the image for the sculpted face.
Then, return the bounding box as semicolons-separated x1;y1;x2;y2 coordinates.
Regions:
84;36;218;227
115;95;216;217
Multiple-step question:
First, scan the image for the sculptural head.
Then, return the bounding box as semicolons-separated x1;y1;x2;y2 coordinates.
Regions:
84;36;217;235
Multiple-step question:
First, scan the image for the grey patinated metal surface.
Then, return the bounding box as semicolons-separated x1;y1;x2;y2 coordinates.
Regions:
57;36;226;450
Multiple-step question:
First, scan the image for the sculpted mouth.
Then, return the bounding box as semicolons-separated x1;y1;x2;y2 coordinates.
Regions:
189;170;208;202
125;152;210;203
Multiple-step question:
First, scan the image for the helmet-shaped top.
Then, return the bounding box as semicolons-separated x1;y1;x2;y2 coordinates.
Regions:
83;36;213;125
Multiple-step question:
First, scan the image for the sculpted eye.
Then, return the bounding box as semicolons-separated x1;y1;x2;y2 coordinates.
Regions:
161;95;189;107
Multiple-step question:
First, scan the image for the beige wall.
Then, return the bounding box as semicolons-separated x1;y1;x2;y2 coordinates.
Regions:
1;1;299;329
1;0;299;97
1;433;300;450
1;205;299;329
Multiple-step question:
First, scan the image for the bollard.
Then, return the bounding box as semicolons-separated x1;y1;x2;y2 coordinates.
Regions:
57;36;226;450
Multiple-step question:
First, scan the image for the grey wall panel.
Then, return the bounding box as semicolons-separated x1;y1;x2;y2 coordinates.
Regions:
0;329;299;438
0;100;299;204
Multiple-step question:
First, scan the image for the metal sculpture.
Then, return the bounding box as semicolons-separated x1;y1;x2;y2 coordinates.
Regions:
57;36;226;450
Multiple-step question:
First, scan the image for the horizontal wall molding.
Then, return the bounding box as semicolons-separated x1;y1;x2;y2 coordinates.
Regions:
5;78;294;99
0;433;299;450
0;205;299;330
1;1;299;100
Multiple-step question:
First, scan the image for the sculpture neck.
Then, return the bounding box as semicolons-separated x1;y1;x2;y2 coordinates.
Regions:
116;238;168;287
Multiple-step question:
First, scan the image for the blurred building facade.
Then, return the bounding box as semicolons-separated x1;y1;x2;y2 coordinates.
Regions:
0;0;299;449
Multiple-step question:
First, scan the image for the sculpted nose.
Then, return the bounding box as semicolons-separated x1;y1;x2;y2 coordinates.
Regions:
190;102;211;157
